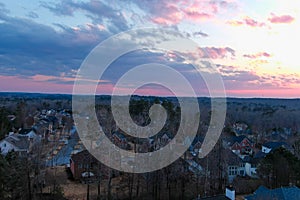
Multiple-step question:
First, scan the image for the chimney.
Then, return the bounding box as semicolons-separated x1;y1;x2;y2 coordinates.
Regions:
225;185;235;200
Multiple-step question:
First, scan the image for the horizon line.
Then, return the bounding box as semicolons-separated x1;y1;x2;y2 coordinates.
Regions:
0;91;299;100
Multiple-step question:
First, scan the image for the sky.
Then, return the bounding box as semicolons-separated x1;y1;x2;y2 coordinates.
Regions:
0;0;299;98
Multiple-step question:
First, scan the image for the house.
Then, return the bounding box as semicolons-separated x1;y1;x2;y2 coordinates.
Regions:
187;135;204;157
223;135;255;156
243;156;259;178
0;133;30;156
186;159;204;175
18;128;41;144
223;148;245;183
262;141;293;154
151;132;173;150
70;150;99;180
245;185;300;200
159;133;171;146
195;147;246;183
232;122;251;136
112;132;128;149
45;115;59;130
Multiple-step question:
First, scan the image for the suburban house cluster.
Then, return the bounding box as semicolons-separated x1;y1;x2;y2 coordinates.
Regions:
184;121;295;185
0;109;73;157
2;105;299;199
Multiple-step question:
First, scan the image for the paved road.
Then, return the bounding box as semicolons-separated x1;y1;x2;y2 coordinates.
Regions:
46;128;78;166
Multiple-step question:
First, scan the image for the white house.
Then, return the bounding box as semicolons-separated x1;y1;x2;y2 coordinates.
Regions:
262;146;271;153
245;162;258;178
0;133;30;156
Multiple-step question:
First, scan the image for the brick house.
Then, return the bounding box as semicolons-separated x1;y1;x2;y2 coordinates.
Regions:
224;135;255;156
112;132;128;149
70;150;99;180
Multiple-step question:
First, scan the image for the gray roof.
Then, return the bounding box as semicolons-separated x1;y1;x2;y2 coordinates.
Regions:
4;134;30;150
263;141;292;151
225;135;253;146
245;185;300;200
223;148;243;166
254;150;267;159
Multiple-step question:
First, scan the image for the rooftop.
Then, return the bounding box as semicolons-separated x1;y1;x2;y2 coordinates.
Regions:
245;185;300;200
263;141;291;150
3;133;30;150
225;135;253;146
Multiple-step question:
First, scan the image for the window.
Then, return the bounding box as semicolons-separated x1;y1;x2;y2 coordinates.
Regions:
229;166;237;176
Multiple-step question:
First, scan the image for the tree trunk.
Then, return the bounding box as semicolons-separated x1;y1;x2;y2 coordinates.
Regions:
136;174;140;198
107;170;113;200
97;162;101;200
27;167;32;200
181;178;185;200
97;182;101;200
87;183;90;200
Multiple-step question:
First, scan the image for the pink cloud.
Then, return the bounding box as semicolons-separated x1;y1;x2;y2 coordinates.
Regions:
198;47;235;59
268;13;295;24
147;0;238;25
243;52;271;59
151;3;183;25
228;16;266;28
1;72;300;98
217;64;300;98
0;75;73;94
244;16;266;27
227;20;243;26
228;14;295;28
184;10;211;21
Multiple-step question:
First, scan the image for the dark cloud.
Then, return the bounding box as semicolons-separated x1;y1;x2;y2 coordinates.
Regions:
40;0;76;16
193;31;209;37
0;2;9;15
41;0;129;32
222;71;260;82
0;2;214;89
0;8;111;77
